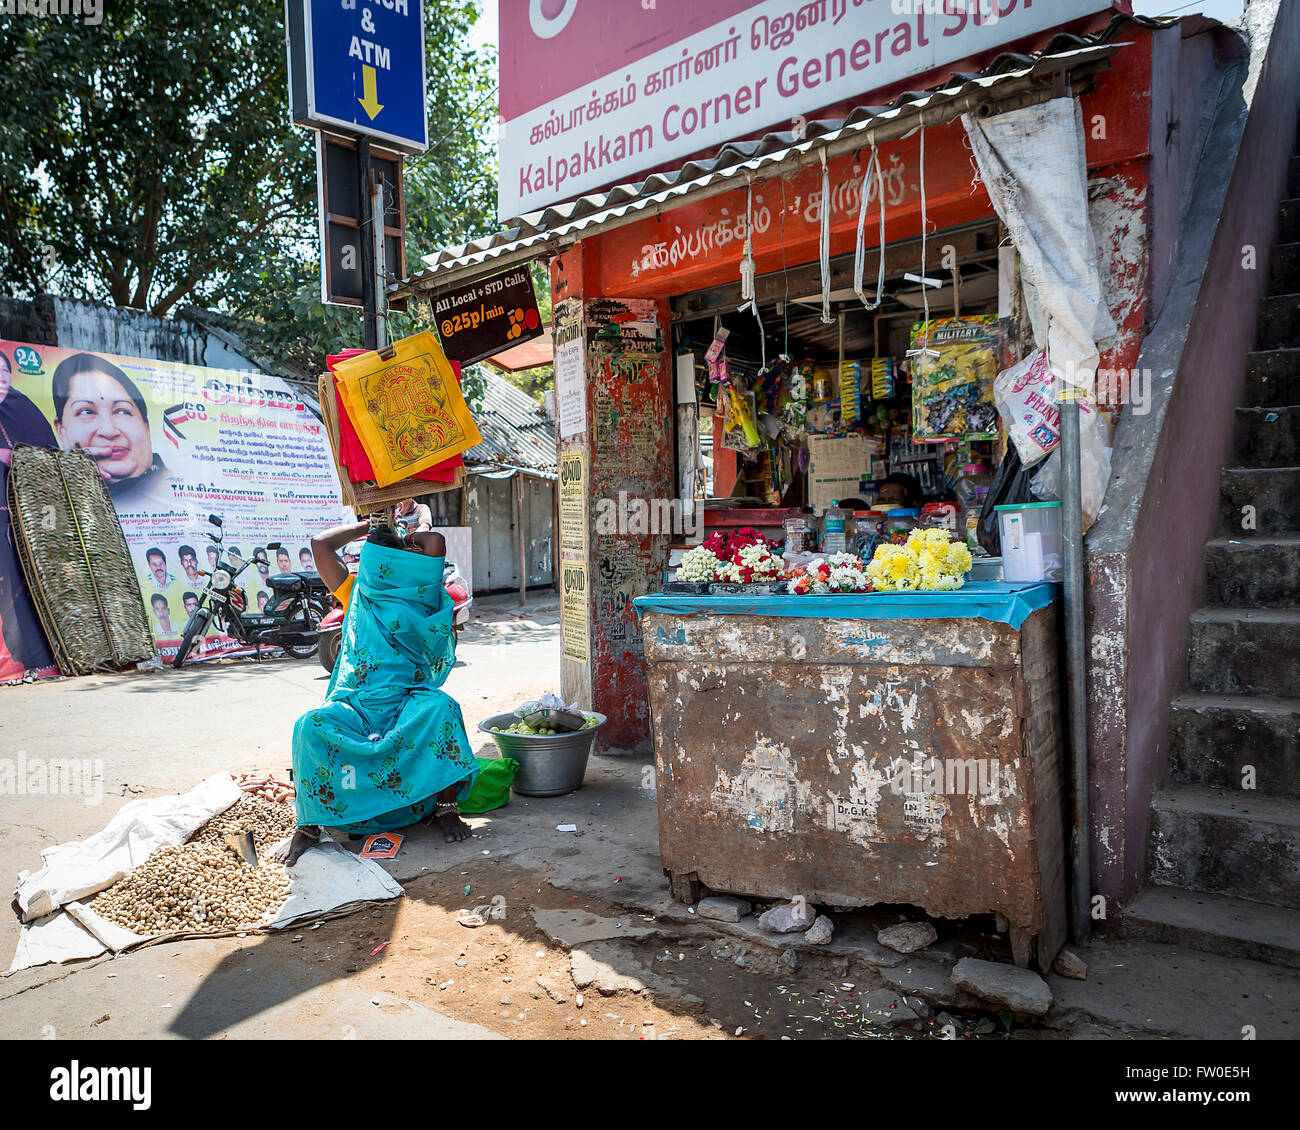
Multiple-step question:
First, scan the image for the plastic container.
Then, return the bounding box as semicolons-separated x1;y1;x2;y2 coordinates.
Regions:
995;502;1063;582
478;712;606;796
783;513;813;555
883;507;921;543
922;502;960;538
853;511;886;561
964;487;990;553
953;463;992;507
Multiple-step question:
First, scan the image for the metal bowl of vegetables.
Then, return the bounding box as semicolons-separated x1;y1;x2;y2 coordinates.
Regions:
477;711;606;796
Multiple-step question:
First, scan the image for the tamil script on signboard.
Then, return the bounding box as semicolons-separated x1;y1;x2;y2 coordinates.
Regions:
498;0;1111;218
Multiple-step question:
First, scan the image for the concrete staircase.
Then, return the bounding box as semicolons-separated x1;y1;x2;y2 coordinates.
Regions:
1124;143;1300;969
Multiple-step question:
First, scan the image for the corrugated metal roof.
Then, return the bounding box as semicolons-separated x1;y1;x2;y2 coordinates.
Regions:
392;14;1179;301
464;368;557;478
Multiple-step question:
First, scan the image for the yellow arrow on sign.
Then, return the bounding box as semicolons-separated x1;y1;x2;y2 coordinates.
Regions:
358;65;383;120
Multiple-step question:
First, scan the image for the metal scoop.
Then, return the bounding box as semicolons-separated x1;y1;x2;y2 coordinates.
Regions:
223;829;259;867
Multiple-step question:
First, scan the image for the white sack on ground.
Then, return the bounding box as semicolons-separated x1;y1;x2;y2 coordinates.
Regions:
963;98;1116;391
16;841;404;968
12;772;240;922
7;909;107;973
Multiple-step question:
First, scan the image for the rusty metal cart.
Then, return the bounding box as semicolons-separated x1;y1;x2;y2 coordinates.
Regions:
634;583;1066;970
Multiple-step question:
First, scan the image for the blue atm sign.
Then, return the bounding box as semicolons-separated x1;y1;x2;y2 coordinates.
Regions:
286;0;428;154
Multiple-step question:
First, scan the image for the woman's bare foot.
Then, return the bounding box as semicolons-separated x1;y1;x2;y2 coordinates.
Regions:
435;809;472;843
270;825;321;866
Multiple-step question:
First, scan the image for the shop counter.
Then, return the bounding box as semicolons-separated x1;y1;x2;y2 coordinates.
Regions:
633;582;1065;969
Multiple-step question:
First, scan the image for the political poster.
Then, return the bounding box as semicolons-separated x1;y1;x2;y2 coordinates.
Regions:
0;340;347;674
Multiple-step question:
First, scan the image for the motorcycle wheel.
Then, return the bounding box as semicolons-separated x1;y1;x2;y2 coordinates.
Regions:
285;601;323;660
318;631;342;673
172;611;206;668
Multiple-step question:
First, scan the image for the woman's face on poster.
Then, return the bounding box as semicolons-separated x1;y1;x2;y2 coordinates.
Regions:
55;369;152;483
0;354;11;404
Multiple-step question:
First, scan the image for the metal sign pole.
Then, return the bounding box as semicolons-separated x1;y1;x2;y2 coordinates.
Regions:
357;137;379;352
372;166;389;350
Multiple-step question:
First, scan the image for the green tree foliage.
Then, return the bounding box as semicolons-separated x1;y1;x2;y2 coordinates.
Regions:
0;0;501;389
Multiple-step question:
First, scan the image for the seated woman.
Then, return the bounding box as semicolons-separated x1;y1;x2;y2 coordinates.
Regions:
274;521;478;865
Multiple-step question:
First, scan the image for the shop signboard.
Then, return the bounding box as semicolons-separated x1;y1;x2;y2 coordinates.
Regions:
286;0;429;153
434;267;545;368
0;340;347;674
499;0;1115;218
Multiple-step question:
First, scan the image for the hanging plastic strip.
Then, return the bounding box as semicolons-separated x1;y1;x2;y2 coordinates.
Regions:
905;120;941;360
738;177;767;369
853;142;887;311
819;148;833;325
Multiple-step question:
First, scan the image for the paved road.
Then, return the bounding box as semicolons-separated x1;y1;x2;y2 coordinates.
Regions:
0;605;574;1039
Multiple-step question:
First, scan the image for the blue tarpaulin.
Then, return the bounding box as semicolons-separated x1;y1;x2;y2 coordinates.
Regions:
633;581;1058;631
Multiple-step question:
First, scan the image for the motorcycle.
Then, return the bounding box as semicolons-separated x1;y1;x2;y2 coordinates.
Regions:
317;545;472;673
172;515;332;667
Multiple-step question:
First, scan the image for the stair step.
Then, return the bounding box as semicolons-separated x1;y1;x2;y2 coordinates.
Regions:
1187;607;1300;695
1124;886;1300;970
1204;537;1300;607
1243;348;1300;407
1169;692;1300;797
1234;404;1300;467
1149;785;1300;908
1219;466;1300;535
1257;292;1300;351
1271;242;1300;295
1281;199;1300;244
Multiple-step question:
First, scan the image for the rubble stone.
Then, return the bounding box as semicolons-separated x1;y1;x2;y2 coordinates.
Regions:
951;958;1053;1016
877;921;938;953
803;915;834;945
1053;949;1088;980
696;895;752;923
758;901;817;933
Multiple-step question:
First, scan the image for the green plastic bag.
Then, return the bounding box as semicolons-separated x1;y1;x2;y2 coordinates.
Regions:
460;756;519;813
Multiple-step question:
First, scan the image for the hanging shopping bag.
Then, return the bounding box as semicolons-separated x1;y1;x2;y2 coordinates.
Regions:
333;331;482;487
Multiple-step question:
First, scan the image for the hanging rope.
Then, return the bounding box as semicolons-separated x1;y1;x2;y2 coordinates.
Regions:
853;141;887;311
819;148;833;324
739;177;767;369
905;118;940;361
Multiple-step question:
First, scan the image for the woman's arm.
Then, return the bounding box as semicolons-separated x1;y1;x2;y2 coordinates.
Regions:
310;519;368;591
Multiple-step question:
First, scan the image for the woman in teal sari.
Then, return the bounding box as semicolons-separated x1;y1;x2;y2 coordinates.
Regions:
275;524;478;865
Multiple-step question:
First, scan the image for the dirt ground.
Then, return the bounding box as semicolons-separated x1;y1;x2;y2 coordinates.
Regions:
282;859;974;1041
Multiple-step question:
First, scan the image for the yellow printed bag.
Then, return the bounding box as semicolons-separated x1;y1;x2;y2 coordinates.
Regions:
333;331;482;487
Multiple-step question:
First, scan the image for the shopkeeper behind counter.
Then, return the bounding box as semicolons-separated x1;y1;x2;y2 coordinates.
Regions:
875;472;923;510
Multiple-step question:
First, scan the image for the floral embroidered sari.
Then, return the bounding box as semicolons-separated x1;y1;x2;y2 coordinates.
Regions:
291;541;478;832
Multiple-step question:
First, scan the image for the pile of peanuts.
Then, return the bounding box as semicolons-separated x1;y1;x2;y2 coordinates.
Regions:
187;793;297;855
91;843;292;936
232;770;295;804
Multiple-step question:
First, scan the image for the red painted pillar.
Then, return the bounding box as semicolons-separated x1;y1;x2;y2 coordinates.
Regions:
552;242;674;751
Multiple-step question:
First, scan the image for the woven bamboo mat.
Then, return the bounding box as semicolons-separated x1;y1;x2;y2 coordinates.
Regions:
7;445;156;675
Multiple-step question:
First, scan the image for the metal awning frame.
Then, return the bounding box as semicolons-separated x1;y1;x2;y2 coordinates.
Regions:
390;44;1121;304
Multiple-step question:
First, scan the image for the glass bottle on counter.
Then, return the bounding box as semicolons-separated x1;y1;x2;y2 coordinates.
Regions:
954;463;992;553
